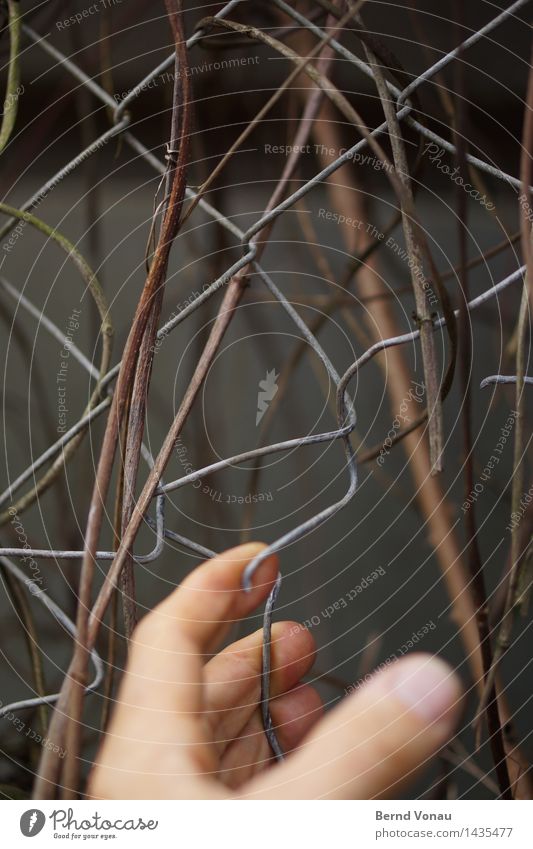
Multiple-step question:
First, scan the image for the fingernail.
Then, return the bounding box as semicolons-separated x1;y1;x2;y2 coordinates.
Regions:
387;654;461;727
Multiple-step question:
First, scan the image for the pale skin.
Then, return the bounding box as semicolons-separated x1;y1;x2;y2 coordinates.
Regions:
88;543;463;799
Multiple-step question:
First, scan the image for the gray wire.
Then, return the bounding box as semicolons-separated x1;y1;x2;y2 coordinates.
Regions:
480;374;533;388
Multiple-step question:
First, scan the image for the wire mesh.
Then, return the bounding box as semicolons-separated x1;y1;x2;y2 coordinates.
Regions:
0;0;531;798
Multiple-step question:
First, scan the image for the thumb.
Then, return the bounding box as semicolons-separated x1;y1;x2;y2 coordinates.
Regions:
245;653;463;799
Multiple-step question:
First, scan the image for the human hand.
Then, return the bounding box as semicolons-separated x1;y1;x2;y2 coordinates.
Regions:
88;543;462;799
